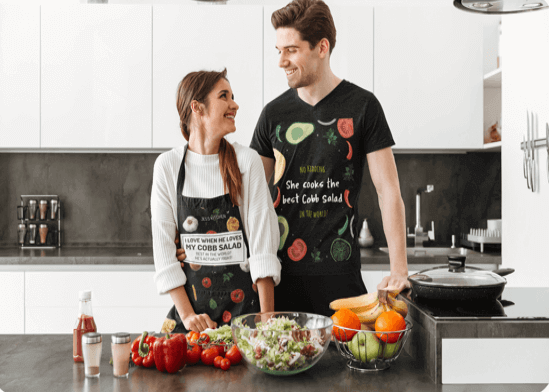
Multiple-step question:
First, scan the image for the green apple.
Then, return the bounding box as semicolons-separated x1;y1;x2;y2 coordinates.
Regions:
382;339;402;359
347;331;381;363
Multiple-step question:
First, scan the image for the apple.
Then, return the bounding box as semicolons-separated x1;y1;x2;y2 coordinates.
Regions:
347;331;381;363
382;340;402;359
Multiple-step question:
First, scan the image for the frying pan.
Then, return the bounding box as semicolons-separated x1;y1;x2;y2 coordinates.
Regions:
408;255;515;301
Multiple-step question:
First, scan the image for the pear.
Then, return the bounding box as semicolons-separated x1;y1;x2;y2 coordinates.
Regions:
347;330;381;363
382;340;402;359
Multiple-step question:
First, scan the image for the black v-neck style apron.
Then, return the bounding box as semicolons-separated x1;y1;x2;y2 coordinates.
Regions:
163;145;260;333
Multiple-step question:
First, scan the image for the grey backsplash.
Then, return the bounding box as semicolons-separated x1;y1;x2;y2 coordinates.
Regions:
0;152;500;248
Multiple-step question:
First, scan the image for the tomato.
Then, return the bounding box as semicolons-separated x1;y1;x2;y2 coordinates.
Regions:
202;277;212;288
197;333;210;344
216;342;226;357
287;238;307;261
220;358;231;371
230;289;245;304
186;331;199;343
201;346;218;366
213;355;224;368
222;310;232;323
186;343;202;365
225;345;242;365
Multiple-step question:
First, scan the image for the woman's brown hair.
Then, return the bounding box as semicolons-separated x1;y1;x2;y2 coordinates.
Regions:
271;0;336;54
176;69;242;206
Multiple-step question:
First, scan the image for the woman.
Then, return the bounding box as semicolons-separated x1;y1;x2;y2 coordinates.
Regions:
151;69;281;333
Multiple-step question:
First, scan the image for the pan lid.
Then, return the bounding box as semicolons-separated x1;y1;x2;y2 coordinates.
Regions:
408;255;507;288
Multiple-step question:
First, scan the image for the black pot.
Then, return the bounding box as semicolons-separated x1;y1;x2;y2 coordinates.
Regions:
408;255;515;302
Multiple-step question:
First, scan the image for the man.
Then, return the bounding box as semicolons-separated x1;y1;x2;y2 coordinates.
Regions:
249;0;410;317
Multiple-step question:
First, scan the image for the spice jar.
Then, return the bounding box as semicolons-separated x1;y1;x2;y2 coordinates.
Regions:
83;332;102;377
111;333;131;378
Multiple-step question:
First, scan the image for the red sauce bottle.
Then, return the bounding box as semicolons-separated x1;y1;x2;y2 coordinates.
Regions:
73;290;97;363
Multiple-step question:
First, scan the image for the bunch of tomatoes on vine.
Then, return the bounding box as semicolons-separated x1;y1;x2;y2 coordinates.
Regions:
185;330;242;371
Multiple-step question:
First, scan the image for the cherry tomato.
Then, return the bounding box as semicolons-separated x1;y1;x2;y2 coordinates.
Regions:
186;343;202;365
213;355;224;369
186;331;200;343
201;346;218;366
225;345;242;365
216;342;227;357
220;358;231;371
197;333;210;344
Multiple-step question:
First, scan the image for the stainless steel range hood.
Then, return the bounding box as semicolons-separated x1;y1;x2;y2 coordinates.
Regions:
454;0;549;13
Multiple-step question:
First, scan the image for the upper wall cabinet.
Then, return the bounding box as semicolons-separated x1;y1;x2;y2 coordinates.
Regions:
0;5;40;148
152;6;263;149
374;6;484;150
41;5;152;149
264;5;374;107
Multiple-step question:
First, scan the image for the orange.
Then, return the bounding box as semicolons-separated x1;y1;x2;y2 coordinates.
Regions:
374;310;406;343
331;308;361;342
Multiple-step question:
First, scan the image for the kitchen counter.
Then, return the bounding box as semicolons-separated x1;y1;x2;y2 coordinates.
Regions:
0;246;501;267
0;334;545;392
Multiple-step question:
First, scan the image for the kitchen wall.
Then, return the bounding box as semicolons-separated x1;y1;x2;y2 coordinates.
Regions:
0;151;501;248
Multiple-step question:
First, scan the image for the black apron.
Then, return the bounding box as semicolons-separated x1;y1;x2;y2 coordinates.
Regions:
163;145;260;334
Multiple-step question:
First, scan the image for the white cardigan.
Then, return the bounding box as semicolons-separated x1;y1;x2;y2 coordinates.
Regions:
151;142;281;295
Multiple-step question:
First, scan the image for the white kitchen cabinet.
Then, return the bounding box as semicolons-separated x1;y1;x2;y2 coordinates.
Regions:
0;5;40;148
41;5;152;149
152;5;263;149
360;270;383;292
374;6;484;150
263;5;374;108
25;271;172;334
0;272;25;334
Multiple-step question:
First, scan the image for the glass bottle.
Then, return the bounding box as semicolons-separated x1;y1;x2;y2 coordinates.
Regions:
73;290;97;363
111;333;131;377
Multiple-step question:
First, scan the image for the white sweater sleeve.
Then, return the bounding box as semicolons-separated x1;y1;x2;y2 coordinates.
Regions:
151;152;187;295
240;150;282;286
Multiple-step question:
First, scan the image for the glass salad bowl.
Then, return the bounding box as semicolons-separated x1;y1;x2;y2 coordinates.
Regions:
332;320;413;371
231;312;333;376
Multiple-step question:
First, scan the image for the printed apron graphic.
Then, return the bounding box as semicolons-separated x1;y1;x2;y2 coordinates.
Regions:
162;144;259;333
273;119;358;269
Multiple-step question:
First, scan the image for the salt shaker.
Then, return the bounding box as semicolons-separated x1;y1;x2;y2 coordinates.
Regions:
358;219;374;248
83;332;102;377
111;333;131;378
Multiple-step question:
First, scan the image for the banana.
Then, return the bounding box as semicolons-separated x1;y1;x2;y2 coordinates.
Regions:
388;295;409;318
329;292;378;311
355;302;384;326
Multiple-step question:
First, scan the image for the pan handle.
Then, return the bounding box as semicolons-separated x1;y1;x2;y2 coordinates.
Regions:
492;268;515;277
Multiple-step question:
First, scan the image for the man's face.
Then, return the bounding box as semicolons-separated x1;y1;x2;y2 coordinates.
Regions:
276;27;320;89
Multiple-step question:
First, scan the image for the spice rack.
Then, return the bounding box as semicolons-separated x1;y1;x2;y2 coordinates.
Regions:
17;195;62;249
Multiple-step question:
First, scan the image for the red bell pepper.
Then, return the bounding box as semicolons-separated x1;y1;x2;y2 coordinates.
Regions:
153;333;187;374
131;331;157;368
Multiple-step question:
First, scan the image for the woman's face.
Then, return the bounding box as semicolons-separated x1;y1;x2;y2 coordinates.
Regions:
200;78;239;139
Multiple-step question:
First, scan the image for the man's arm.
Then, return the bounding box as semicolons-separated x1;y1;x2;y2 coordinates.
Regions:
366;147;410;292
259;156;275;183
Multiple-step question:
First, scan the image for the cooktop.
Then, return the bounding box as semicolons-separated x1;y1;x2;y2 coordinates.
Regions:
401;287;549;320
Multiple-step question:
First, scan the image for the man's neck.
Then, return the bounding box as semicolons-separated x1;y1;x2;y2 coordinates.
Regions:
297;71;342;107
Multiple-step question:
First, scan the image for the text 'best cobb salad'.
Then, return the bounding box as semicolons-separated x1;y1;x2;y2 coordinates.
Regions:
235;316;326;372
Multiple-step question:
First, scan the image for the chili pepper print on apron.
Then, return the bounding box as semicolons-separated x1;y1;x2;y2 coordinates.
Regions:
161;144;260;334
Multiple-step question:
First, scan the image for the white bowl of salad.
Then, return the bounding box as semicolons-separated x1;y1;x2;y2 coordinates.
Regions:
230;312;333;376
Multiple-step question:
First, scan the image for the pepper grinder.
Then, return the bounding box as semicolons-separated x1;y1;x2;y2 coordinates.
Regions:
358;219;374;248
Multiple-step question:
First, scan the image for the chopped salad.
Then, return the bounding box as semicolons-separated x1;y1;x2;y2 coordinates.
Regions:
235;316;326;372
204;324;234;345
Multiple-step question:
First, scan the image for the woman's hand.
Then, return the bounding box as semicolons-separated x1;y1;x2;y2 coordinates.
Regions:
174;230;187;266
183;313;217;332
377;273;411;293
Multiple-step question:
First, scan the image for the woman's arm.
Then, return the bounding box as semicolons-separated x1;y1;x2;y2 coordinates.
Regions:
256;276;275;313
168;286;217;332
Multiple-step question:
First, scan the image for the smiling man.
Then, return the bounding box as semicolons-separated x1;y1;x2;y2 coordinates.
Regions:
249;0;410;317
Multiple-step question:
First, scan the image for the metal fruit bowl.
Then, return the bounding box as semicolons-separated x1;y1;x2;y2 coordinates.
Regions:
332;320;413;371
230;312;332;376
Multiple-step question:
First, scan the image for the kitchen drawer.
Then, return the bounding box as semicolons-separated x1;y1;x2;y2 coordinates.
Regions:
25;271;172;308
25;306;169;334
0;272;25;334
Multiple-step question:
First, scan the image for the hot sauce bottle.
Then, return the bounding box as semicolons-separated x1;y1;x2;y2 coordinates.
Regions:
73;290;97;363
